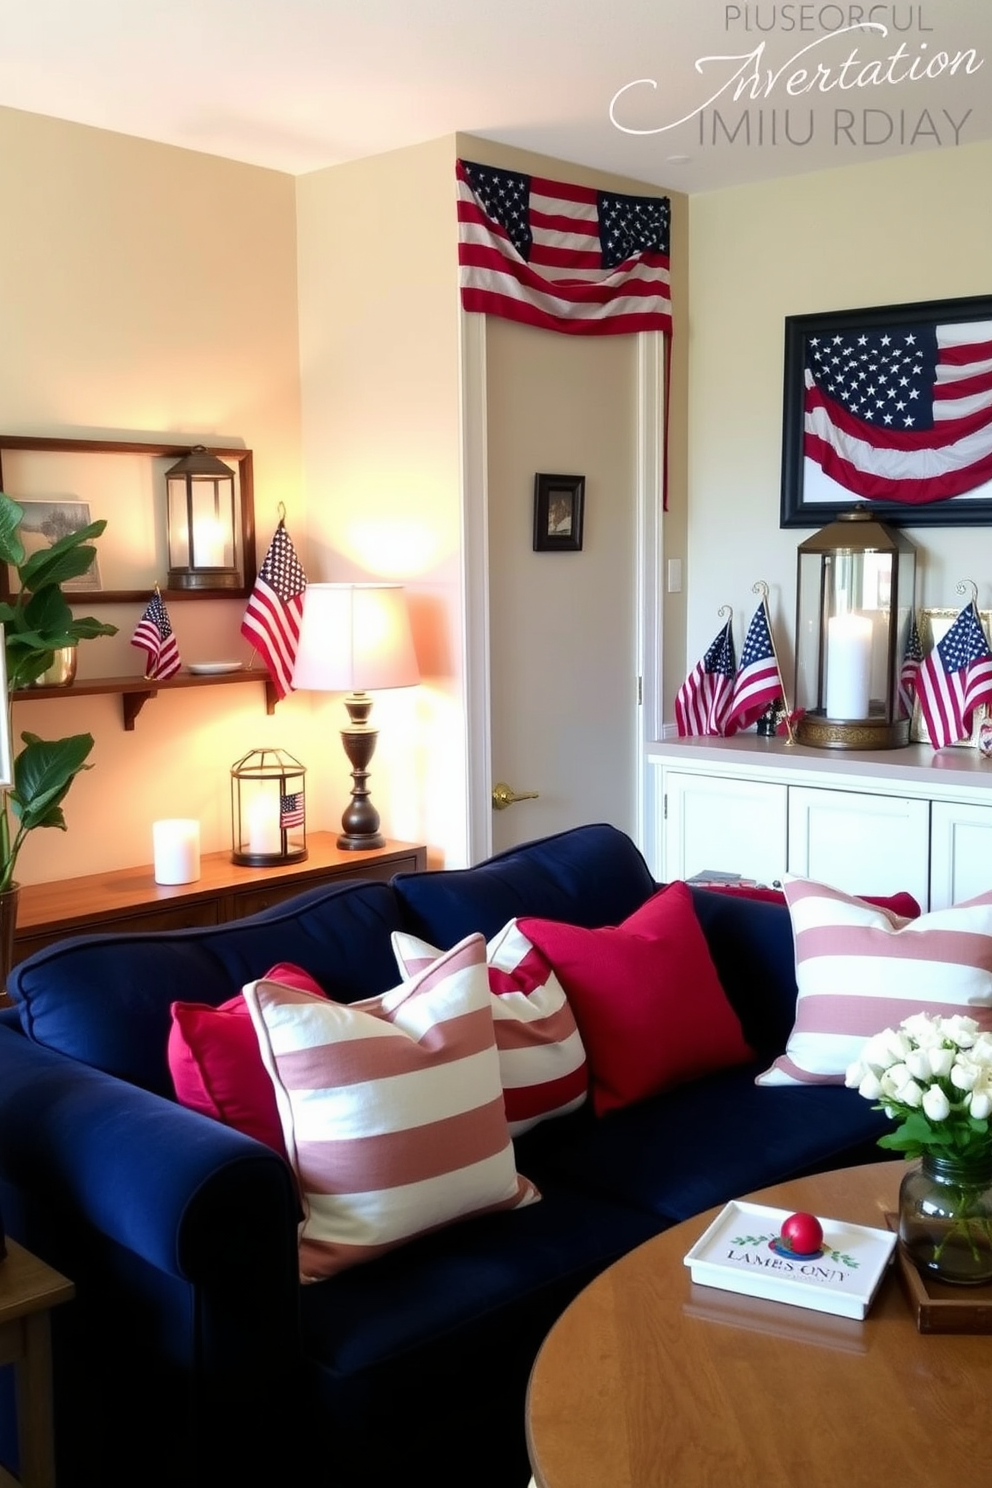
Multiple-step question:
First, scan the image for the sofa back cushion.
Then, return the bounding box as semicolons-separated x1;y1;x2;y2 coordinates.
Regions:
10;879;407;1097
687;887;800;1059
393;823;657;947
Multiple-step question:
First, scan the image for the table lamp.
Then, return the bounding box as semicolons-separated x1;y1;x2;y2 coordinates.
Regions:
292;583;420;850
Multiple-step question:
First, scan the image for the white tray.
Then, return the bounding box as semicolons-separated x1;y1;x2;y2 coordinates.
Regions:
683;1200;897;1320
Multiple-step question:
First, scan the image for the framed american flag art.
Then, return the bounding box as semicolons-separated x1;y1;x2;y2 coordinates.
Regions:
780;294;992;528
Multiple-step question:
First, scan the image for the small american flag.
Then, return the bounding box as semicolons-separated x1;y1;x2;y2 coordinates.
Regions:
131;590;181;680
675;620;736;737
240;520;307;700
279;791;305;829
916;601;992;749
456;159;672;338
725;604;783;735
898;614;924;720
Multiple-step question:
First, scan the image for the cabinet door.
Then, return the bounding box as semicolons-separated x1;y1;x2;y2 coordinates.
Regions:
930;800;992;910
787;786;930;906
662;771;788;884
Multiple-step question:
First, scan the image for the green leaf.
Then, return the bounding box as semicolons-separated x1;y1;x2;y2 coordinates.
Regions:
17;520;107;592
9;733;94;833
0;494;25;567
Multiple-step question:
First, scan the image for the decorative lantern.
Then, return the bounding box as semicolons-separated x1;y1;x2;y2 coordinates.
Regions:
793;508;916;750
166;446;240;590
231;748;307;866
797;505;922;749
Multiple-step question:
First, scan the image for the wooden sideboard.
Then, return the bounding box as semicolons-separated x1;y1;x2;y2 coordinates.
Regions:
11;834;428;967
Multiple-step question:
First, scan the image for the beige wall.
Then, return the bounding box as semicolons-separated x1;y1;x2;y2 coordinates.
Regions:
686;140;992;710
295;137;464;864
0;106;305;884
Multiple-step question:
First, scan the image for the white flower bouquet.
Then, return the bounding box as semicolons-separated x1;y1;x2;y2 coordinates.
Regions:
845;1011;992;1161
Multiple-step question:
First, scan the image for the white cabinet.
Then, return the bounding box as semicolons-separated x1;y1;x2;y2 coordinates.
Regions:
649;736;992;909
787;786;930;906
930;800;992;910
663;772;787;885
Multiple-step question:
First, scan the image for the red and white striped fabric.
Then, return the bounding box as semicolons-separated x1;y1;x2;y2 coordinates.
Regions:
243;935;538;1280
392;919;588;1135
757;878;992;1087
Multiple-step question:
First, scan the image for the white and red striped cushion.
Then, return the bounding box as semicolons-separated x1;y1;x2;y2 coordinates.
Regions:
757;878;992;1087
243;934;538;1280
391;919;588;1135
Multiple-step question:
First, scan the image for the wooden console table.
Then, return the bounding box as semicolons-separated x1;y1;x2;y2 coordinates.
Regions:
11;835;428;968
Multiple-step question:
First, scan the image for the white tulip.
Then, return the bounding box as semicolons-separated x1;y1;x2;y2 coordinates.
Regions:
968;1090;992;1120
905;1049;931;1081
902;1013;941;1048
950;1059;980;1092
922;1086;951;1122
898;1079;924;1108
844;1061;865;1089
942;1015;979;1049
927;1046;955;1079
858;1070;883;1101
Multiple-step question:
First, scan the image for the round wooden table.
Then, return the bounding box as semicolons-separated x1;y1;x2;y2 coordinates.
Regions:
526;1162;991;1488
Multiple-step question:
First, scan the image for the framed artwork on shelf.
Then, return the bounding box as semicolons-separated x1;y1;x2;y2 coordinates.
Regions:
780;294;992;528
533;473;585;552
9;500;102;593
910;606;992;747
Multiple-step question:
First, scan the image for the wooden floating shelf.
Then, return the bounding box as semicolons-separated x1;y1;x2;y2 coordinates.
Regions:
13;670;278;730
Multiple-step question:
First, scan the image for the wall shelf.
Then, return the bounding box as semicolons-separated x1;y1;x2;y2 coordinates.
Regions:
13;670;278;730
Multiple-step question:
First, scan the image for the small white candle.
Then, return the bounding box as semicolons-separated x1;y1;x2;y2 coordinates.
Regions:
246;793;281;856
153;819;201;885
826;613;873;719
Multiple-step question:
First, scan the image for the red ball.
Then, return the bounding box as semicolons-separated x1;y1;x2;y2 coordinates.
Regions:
780;1211;823;1254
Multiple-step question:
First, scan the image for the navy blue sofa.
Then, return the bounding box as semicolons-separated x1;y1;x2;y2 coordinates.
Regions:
0;824;891;1488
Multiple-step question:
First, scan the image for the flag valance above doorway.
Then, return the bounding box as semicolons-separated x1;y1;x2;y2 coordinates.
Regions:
456;159;672;338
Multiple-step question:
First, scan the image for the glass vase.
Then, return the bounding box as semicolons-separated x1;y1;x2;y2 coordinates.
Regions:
898;1153;992;1286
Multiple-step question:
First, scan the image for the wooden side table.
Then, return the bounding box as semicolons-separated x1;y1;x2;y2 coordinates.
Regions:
11;835;428;967
0;1241;73;1488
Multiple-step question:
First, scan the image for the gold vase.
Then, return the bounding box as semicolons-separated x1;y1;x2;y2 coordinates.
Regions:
25;646;78;688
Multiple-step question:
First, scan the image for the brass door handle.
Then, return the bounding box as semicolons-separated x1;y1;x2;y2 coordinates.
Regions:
491;782;540;811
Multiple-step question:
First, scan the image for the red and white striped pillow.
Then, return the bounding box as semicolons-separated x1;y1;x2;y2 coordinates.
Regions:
243;934;539;1280
391;919;588;1135
757;878;992;1087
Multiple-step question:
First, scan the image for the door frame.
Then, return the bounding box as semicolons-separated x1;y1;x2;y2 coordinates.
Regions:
458;310;665;867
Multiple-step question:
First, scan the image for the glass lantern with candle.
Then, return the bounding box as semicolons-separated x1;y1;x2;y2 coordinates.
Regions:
794;508;917;750
231;748;307;866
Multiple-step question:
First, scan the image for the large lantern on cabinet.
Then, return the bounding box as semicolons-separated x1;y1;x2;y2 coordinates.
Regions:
794;508;917;750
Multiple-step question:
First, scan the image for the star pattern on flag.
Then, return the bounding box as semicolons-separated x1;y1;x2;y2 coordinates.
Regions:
258;523;306;600
598;192;670;266
806;327;935;428
462;163;531;256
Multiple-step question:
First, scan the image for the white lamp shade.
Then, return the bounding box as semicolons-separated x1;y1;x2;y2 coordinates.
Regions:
292;583;420;692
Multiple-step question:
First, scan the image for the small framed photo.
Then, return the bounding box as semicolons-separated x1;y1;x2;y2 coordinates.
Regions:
533;473;585;552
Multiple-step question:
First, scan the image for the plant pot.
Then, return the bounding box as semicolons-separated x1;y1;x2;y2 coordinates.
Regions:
25;646;77;687
899;1153;992;1286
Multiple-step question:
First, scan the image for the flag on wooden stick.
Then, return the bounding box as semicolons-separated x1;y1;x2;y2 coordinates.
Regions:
675;619;736;737
131;588;181;680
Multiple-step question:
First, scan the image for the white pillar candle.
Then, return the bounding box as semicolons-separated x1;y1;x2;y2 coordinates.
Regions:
826;613;873;719
153;819;201;885
246;793;281;856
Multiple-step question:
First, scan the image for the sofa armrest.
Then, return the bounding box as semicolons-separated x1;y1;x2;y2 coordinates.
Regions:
0;1025;299;1287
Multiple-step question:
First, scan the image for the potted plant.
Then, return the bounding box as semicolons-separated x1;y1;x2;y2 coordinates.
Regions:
0;494;117;923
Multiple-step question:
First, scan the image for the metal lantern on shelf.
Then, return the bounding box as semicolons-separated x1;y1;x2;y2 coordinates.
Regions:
231;748;307;866
166;445;240;590
793;508;917;750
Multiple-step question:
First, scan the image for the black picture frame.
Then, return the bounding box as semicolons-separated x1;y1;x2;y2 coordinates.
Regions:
780;293;992;528
533;473;585;552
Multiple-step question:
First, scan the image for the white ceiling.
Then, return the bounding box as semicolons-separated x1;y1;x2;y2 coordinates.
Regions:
0;0;990;193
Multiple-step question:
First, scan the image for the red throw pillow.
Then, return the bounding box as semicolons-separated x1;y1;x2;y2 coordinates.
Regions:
698;883;921;919
168;962;325;1157
520;883;753;1115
